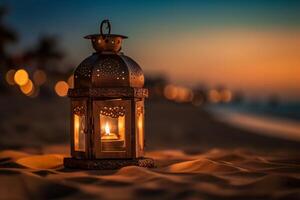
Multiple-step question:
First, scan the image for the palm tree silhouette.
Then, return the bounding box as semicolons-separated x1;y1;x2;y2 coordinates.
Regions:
25;36;64;71
0;6;17;91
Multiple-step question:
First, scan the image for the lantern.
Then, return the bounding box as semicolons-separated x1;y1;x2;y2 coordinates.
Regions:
64;20;154;169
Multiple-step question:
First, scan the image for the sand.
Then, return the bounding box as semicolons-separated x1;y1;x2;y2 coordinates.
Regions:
0;97;300;199
0;147;300;200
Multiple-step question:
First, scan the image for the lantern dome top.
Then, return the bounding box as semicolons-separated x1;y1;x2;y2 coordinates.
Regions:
74;53;144;88
73;20;144;89
85;20;128;53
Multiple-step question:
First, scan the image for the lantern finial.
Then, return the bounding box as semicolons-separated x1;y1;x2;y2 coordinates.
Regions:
84;19;128;53
100;19;111;36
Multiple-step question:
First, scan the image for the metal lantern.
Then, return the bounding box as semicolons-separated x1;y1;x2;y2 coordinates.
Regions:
64;20;154;169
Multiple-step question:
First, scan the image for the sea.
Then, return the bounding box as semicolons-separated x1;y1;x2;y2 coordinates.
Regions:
206;101;300;122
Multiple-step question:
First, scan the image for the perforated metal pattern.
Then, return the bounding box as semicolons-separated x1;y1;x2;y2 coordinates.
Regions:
92;57;129;87
74;55;97;88
120;55;144;88
100;106;125;118
74;53;144;88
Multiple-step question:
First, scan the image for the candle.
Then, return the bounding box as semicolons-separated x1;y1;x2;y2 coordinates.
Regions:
102;122;118;140
101;122;124;151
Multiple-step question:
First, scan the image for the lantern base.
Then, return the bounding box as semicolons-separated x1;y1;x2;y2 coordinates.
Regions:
63;157;155;170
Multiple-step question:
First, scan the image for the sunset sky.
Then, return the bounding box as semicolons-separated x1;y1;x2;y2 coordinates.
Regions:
4;0;300;101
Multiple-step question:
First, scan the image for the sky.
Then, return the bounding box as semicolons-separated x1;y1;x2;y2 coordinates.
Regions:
2;0;300;101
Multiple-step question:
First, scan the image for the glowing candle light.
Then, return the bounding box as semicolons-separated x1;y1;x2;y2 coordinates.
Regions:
102;122;118;140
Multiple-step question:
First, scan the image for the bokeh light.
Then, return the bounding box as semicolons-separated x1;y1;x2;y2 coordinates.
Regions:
175;87;193;103
20;79;34;95
5;69;16;85
164;84;178;100
221;89;232;103
54;81;69;97
33;70;47;86
14;69;29;86
209;89;221;103
164;84;193;103
67;75;74;89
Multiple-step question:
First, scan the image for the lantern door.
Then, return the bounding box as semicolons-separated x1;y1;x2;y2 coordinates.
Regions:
71;99;88;159
93;99;132;159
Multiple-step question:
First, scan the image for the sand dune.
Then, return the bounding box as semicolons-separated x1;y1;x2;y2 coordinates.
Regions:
0;148;299;200
1;98;300;199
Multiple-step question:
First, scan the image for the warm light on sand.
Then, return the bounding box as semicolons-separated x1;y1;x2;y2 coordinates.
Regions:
14;69;29;86
33;70;47;86
5;69;16;85
20;79;34;95
54;81;69;97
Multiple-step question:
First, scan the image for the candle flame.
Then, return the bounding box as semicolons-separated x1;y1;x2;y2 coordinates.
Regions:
105;122;110;135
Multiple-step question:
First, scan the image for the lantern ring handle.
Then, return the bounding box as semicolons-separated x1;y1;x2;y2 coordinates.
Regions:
100;19;111;38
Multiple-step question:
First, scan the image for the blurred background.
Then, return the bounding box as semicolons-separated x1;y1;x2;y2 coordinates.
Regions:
0;0;299;153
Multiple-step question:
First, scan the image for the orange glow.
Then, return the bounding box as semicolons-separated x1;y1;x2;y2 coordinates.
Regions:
164;84;178;100
209;89;221;103
137;111;144;152
67;75;74;89
20;79;34;95
102;122;118;140
175;87;193;103
28;87;39;98
220;89;232;103
134;30;300;100
164;84;193;102
105;122;111;135
5;69;16;85
33;70;47;86
54;81;69;97
14;69;29;86
74;114;85;151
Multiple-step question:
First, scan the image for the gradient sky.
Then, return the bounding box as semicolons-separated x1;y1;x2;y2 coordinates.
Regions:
3;0;300;100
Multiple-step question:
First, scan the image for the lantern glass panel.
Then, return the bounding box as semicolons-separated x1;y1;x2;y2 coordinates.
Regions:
100;114;126;152
74;114;85;152
137;106;144;152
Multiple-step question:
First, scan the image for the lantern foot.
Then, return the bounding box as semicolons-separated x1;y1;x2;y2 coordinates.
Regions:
63;157;155;170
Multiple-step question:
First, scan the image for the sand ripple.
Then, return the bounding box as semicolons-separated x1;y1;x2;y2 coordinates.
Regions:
0;149;299;200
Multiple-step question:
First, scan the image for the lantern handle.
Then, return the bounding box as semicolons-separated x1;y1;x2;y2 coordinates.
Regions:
100;19;111;37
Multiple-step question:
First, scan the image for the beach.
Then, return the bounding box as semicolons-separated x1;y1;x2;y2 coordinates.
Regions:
0;96;300;199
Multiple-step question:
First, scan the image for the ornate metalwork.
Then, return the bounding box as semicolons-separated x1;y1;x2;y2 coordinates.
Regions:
68;88;148;98
100;19;111;36
66;20;151;167
136;106;144;116
100;106;125;118
84;19;127;53
74;53;144;88
94;57;128;82
73;106;85;116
